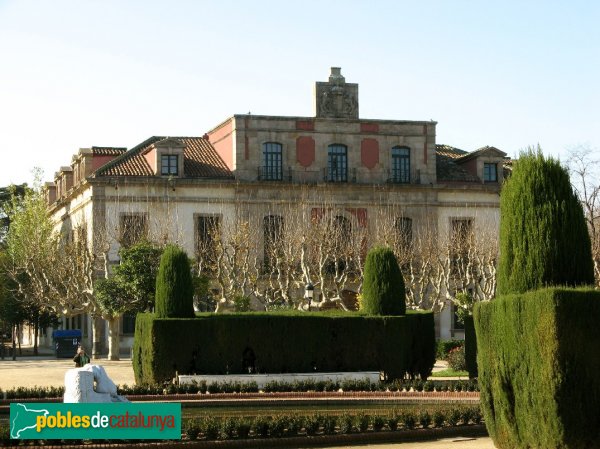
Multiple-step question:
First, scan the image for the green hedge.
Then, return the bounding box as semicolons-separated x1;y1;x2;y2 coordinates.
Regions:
463;316;477;379
474;288;600;449
134;311;435;384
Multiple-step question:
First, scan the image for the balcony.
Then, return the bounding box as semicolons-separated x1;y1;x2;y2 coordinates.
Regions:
386;168;420;185
254;166;420;185
258;166;291;182
322;167;357;183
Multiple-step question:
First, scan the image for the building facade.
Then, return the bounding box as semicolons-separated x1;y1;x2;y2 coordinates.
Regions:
45;68;506;355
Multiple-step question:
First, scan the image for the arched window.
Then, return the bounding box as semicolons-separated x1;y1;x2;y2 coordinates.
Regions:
328;144;348;182
262;142;283;180
391;146;410;183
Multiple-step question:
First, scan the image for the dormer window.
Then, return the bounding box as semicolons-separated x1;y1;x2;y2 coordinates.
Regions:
143;137;185;177
483;163;498;182
161;155;179;176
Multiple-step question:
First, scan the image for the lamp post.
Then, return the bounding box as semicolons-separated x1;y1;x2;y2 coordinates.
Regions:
304;282;314;310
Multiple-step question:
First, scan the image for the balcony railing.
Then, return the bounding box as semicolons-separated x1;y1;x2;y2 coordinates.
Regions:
322;167;357;183
386;168;421;184
258;166;292;181
255;167;421;184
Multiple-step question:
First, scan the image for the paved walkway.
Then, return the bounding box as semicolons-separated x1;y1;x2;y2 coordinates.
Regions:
296;437;495;448
0;356;136;389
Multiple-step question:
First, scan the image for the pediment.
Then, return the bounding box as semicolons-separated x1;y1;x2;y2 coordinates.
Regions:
455;146;507;163
154;137;186;148
474;146;506;157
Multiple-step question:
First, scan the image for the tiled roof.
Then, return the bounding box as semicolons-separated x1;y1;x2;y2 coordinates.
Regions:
435;144;468;160
94;137;233;179
435;144;480;182
91;147;127;156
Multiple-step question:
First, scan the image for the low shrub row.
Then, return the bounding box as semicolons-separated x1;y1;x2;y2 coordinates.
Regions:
182;407;483;441
0;379;479;400
260;378;479;393
1;386;65;400
0;407;482;446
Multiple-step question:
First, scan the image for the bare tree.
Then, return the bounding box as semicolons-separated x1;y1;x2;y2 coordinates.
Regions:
567;146;600;286
372;206;498;313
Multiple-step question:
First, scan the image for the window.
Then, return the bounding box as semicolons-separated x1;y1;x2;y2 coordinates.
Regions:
450;218;473;274
263;215;284;270
195;215;221;274
395;217;413;253
483;163;497;182
262;143;283;181
161;154;179;176
327;144;348;182
122;313;136;335
391;146;411;183
120;214;148;247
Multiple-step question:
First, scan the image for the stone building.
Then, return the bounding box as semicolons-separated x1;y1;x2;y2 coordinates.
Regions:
45;68;506;356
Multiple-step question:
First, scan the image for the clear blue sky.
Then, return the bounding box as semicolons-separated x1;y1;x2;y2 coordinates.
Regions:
1;0;598;186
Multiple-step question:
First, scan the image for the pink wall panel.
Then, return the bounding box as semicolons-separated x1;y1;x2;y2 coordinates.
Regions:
296;136;315;167
361;138;379;169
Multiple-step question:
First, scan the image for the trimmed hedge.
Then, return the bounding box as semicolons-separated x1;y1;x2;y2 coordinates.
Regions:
133;311;435;384
361;246;406;315
463;316;477;379
474;288;600;449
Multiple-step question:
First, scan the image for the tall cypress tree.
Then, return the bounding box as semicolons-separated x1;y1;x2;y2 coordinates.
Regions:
155;244;195;318
497;146;594;295
361;246;406;315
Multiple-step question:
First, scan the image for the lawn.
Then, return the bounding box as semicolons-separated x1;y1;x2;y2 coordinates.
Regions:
430;368;469;378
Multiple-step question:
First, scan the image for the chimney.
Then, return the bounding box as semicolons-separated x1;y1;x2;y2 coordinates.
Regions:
61;166;74;192
45;182;56;205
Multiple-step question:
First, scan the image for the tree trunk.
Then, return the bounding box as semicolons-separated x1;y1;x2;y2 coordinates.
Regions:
33;320;39;356
92;317;102;357
11;325;16;361
17;324;22;355
107;318;120;361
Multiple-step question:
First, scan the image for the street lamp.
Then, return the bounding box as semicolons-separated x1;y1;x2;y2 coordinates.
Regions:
304;282;314;310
